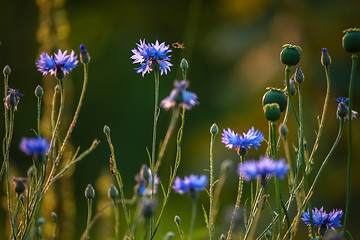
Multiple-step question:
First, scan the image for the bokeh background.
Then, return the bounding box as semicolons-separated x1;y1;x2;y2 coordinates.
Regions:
1;0;360;239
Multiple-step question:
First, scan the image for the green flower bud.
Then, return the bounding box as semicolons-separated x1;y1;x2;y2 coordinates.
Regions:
12;177;28;196
210;123;218;135
52;212;57;222
54;85;60;93
3;65;11;75
124;236;131;240
294;67;304;84
262;88;287;112
35;85;44;98
141;199;155;218
108;184;119;199
163;232;175;240
27;166;35;178
219;234;226;240
279;123;288;136
85;184;95;199
80;44;90;64
265;230;271;239
280;44;301;66
103;125;111;134
180;58;189;70
220;159;233;174
174;215;181;225
36;217;45;226
321;48;331;66
342;28;360;53
19;194;24;201
263;103;281;121
284;84;296;96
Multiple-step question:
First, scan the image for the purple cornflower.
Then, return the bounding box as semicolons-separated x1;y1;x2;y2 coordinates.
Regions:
160;80;199;110
238;156;288;181
19;137;49;158
36;49;78;76
4;88;22;111
335;97;358;119
173;174;208;195
135;164;159;196
302;207;343;230
131;39;172;76
222;127;264;152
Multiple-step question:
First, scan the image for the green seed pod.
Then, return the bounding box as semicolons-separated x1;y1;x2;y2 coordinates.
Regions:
180;58;188;70
262;88;287;112
263;103;281;121
3;65;11;75
342;28;360;53
280;44;301;66
108;184;119;199
35;85;44;98
85;184;95;199
210;123;218;135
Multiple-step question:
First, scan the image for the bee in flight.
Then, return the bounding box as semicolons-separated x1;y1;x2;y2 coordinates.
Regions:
172;42;185;49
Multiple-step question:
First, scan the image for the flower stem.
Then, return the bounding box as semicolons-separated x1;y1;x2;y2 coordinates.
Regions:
343;53;358;233
189;195;198;240
298;83;315;238
37;96;42;136
113;199;120;240
209;126;216;240
285;66;300;127
0;72;10;183
86;199;92;240
308;65;331;166
226;155;244;240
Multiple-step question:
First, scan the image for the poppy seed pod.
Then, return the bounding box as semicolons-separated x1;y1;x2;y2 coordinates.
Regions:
263;103;281;121
342;28;360;53
262;88;287;112
280;44;301;66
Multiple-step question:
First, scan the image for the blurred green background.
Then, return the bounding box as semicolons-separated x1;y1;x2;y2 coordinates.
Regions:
1;0;360;239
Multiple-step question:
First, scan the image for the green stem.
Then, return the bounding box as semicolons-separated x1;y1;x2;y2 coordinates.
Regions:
5;109;17;239
189;195;198;240
0;72;9;183
104;131;132;238
113;199;120;240
154;108;180;172
55;63;89;166
37;96;42;136
276;99;290;151
226;155;244;240
308;65;331;166
209;127;216;240
152;108;185;239
298;83;315;237
150;70;160;239
86;199;92;240
343;53;358;233
285;66;300;127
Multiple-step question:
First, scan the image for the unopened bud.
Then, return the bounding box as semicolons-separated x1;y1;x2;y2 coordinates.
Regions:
54;85;60;93
3;65;11;75
103;125;111;134
321;48;331;66
174;215;181;225
85;184;95;199
295;67;304;84
163;232;175;240
108;184;119;199
52;212;57;222
279;123;288;136
220;159;233;174
210;123;218;135
219;234;226;240
35;85;44;98
180;58;188;70
36;218;45;226
80;44;90;64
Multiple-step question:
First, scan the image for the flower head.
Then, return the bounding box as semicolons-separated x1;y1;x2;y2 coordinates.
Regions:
135;164;159;196
160;80;199;110
302;207;343;230
238;156;288;181
222;127;264;153
173;174;208;195
11;177;28;196
19;137;49;158
36;49;78;76
335;97;358;119
131;39;172;76
4;88;22;111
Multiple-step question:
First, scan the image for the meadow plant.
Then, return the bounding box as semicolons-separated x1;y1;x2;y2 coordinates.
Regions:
2;28;360;240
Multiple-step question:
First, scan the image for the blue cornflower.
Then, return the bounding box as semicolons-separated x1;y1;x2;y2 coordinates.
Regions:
173;174;208;195
135;164;159;196
222;127;264;152
335;97;358;119
19;137;49;158
4;88;23;111
238;156;288;181
131;39;172;76
302;207;343;230
36;49;78;76
160;80;199;110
